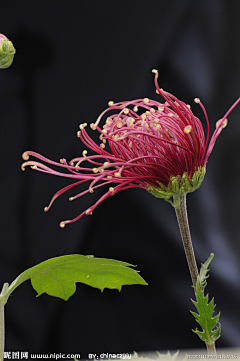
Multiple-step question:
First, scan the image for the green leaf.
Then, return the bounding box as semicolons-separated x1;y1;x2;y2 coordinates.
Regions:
190;254;221;346
1;255;147;302
199;253;214;290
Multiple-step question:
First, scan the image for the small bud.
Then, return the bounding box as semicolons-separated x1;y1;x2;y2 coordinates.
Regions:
90;123;96;130
22;152;29;161
79;123;87;130
0;34;16;69
184;125;192;134
216;118;228;129
166;129;173;138
194;98;200;104
109;187;114;195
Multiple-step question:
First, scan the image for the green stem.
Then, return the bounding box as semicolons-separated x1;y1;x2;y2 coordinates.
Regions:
174;194;217;354
174;194;199;291
0;282;9;361
0;298;4;361
207;342;216;355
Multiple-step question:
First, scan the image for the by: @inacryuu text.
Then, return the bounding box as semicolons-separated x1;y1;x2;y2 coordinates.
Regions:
88;353;131;359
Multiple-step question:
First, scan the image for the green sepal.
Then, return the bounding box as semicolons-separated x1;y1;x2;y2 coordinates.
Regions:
190;254;221;346
191;170;200;187
171;177;180;193
147;167;206;207
181;173;192;193
0;254;147;302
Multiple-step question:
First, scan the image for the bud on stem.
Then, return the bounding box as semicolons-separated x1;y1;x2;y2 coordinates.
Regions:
0;34;16;69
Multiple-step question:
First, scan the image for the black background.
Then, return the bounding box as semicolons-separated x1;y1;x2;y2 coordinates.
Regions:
0;0;239;358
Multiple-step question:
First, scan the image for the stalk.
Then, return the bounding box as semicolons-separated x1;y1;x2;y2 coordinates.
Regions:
0;283;9;361
174;194;199;291
174;194;217;355
207;342;216;355
0;298;4;361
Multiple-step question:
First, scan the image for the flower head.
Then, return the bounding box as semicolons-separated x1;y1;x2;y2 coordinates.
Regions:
0;34;15;69
22;70;240;227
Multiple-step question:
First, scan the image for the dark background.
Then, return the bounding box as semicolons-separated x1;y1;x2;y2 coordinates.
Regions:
0;0;239;358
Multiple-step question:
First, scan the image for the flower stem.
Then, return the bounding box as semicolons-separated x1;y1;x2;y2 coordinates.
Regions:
0;283;8;361
174;194;199;291
0;299;4;361
207;342;217;355
174;195;217;354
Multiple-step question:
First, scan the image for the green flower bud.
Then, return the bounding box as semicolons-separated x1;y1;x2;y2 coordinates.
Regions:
0;34;16;69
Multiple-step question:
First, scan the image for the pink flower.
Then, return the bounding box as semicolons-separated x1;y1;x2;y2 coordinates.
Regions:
0;34;8;43
21;70;240;227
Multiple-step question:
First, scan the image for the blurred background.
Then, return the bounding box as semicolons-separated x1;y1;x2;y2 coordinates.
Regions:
0;0;239;358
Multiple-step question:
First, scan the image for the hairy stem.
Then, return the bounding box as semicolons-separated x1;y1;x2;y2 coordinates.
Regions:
174;194;199;291
174;195;217;354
